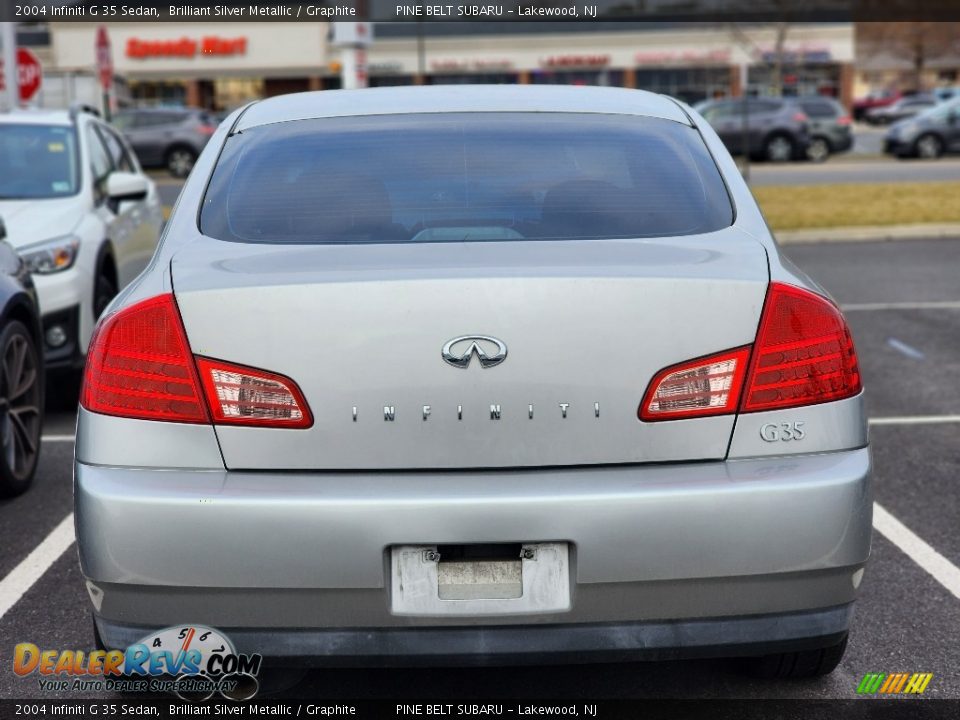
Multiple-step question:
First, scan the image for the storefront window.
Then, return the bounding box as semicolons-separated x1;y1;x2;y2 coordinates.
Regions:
634;67;732;105
530;70;625;87
748;64;841;98
429;73;518;85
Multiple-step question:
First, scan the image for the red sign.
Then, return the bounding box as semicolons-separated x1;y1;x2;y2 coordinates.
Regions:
126;36;247;59
96;26;113;91
541;55;610;69
0;48;42;102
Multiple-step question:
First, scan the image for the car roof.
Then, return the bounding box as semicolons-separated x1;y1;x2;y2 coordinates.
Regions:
0;109;73;126
234;85;691;132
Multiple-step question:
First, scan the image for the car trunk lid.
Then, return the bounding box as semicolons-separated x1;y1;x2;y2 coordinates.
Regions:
171;230;768;470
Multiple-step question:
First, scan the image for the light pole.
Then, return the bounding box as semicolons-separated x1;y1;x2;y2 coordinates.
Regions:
1;22;18;112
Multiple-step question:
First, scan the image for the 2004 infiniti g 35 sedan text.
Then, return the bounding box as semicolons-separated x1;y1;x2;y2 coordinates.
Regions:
75;86;870;678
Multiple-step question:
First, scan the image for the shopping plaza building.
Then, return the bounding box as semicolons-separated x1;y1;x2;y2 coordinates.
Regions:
32;22;862;112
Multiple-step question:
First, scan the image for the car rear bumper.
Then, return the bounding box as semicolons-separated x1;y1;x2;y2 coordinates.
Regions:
94;604;853;667
831;134;854;153
884;138;913;156
76;447;871;660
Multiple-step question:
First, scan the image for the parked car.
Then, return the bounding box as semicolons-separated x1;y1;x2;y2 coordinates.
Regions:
112;107;218;178
852;89;901;122
698;97;811;161
932;86;960;103
0;218;44;498
0;107;163;384
884;98;960;159
795;96;854;162
866;95;938;125
77;86;870;678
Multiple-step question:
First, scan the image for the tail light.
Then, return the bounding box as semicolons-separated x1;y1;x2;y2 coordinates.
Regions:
82;294;312;428
640;347;750;421
195;358;312;428
741;283;861;412
198;124;217;136
639;283;861;421
837;114;852;126
81;295;208;423
792;111;809;123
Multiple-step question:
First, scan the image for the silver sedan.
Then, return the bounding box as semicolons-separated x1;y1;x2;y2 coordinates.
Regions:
75;85;870;678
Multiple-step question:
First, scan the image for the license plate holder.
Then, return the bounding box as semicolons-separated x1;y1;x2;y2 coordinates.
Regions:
390;543;570;616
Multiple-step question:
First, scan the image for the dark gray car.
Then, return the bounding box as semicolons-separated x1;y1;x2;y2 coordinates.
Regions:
699;97;811;162
112;108;218;178
796;96;853;162
884;98;960;159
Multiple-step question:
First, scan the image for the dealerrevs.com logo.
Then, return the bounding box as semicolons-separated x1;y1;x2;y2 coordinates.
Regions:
14;625;262;701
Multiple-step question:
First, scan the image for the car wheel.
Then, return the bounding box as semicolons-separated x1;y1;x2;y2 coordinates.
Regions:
94;263;118;320
915;133;944;159
0;321;42;498
763;134;795;163
166;147;197;178
741;633;848;679
806;137;831;163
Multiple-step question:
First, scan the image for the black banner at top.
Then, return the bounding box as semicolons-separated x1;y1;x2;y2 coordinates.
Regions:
5;0;960;22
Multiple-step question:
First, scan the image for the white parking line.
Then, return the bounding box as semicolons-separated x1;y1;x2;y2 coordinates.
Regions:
869;415;960;426
885;338;925;360
873;503;960;600
842;300;960;312
0;513;75;620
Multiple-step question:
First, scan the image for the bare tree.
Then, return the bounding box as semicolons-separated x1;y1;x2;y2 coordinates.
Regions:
858;22;960;91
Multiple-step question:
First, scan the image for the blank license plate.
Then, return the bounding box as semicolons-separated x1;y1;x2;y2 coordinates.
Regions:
390;543;570;616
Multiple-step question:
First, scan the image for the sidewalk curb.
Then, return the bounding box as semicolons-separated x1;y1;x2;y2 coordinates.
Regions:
776;223;960;245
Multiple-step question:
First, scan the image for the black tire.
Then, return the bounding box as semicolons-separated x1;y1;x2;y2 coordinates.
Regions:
46;372;82;412
741;634;848;679
806;137;831;163
763;133;796;163
914;133;944;160
92;615;107;652
0;320;43;498
165;146;197;178
93;261;118;320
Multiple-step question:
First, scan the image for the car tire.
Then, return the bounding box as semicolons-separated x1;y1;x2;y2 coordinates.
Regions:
740;633;848;679
0;321;43;498
763;133;795;163
915;133;944;160
165;146;197;178
94;262;118;321
92;615;107;652
806;137;831;163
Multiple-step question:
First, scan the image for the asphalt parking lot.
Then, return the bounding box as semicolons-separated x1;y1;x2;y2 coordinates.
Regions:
0;225;958;701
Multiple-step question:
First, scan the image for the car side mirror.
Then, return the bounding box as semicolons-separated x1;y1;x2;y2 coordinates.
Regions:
0;218;6;242
949;110;959;125
106;171;149;208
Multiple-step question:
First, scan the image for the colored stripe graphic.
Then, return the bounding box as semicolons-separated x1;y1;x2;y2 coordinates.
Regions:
857;672;933;694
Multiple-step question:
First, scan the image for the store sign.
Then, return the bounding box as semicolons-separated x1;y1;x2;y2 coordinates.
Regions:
369;61;403;74
431;58;514;72
126;36;248;59
541;55;610;69
634;49;731;65
760;46;832;63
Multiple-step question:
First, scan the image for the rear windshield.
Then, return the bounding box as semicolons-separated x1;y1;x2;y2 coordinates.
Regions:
200;112;732;244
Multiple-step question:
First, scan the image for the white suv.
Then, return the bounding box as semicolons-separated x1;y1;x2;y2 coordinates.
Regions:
0;107;163;376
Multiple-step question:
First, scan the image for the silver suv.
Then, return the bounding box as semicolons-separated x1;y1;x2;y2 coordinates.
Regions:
112;107;217;178
698;97;812;162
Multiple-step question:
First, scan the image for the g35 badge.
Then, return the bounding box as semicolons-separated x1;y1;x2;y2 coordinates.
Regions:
760;421;806;442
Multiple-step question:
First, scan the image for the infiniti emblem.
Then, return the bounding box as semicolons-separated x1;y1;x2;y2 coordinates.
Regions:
442;335;508;369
